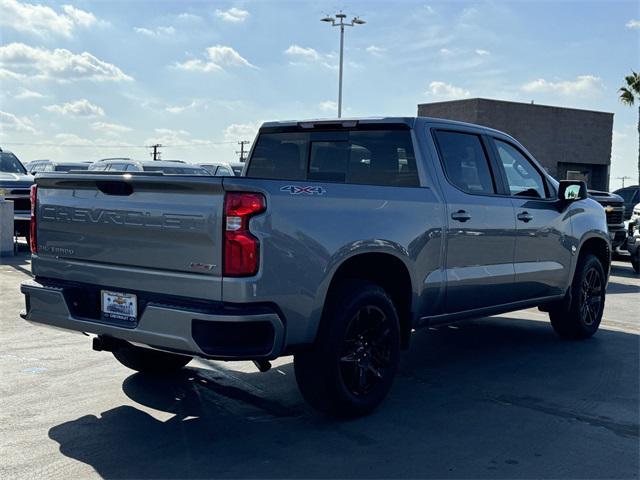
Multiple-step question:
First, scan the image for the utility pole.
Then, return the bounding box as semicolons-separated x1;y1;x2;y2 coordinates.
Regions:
321;12;366;118
148;144;162;161
236;140;250;162
617;175;632;188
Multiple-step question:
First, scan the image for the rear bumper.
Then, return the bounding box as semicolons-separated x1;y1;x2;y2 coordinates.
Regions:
20;279;285;360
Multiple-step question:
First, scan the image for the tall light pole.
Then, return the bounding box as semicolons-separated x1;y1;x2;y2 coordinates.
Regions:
321;12;365;118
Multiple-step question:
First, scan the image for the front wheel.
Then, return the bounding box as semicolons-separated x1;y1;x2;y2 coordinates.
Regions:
112;344;192;373
549;254;606;339
294;280;401;417
631;250;640;274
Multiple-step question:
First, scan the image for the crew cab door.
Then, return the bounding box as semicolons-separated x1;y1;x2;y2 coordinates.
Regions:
488;137;572;299
431;128;517;313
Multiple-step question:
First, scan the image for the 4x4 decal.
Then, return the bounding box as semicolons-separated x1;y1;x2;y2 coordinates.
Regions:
280;185;326;195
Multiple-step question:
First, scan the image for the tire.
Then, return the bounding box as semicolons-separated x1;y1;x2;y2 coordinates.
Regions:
294;280;401;417
631;252;640;274
112;344;192;373
549;254;606;339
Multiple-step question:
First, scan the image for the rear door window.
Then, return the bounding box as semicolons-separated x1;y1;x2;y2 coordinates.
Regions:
434;130;495;195
247;127;419;187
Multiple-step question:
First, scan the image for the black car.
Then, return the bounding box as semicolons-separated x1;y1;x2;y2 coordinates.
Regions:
613;185;640;220
588;190;626;249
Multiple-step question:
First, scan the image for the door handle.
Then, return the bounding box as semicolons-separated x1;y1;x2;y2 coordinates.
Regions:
517;211;533;223
451;210;471;222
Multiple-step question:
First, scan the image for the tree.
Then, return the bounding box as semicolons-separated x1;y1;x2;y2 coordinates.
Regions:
618;71;640;185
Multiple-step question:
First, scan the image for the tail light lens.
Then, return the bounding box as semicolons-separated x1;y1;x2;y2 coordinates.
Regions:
223;192;266;276
29;184;37;254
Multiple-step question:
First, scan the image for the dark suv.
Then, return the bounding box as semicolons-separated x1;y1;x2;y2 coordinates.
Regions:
614;185;639;220
0;149;33;240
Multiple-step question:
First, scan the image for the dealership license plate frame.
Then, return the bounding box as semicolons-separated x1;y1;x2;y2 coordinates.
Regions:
101;290;138;325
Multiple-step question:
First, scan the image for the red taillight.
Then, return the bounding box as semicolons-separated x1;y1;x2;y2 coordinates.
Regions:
223;192;266;276
29;184;37;254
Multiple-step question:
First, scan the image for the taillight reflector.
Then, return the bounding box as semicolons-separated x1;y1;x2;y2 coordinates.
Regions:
29;184;37;254
223;192;266;276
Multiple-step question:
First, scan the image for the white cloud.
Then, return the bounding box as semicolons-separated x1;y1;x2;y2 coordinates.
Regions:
165;100;203;114
44;99;105;117
177;12;201;21
134;25;175;37
319;100;338;113
626;19;640;29
175;45;255;72
224;122;261;142
439;48;454;56
366;45;386;57
0;0;102;37
284;45;338;69
0;43;133;82
61;4;98;28
0;110;37;134
91;121;131;135
521;75;603;96
15;87;44;99
215;7;249;23
54;133;94;146
426;81;471;100
475;49;490;56
424;5;436;14
284;45;320;61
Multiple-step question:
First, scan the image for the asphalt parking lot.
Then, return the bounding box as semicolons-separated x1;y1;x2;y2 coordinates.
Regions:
1;247;638;479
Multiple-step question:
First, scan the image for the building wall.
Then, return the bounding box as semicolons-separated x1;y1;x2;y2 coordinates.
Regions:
417;98;614;190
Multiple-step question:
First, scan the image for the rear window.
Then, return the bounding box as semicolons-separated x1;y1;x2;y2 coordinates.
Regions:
142;166;210;175
55;164;89;172
247;127;419;187
0;152;26;174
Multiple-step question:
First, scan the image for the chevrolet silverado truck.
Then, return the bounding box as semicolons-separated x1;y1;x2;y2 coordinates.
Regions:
588;190;626;250
21;117;610;416
0;148;33;240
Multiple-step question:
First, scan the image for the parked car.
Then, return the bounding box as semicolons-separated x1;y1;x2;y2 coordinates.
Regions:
0;148;33;241
627;203;640;273
613;185;640;220
88;159;210;175
27;160;90;174
588;190;626;250
21;117;611;417
198;163;235;176
229;162;245;176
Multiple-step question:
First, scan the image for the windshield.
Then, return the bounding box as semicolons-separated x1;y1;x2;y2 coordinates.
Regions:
0;152;27;174
142;166;211;175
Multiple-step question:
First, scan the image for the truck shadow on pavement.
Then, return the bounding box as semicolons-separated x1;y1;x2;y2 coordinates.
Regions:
48;318;639;479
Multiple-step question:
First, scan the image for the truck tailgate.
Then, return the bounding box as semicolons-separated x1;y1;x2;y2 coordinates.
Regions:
34;174;224;300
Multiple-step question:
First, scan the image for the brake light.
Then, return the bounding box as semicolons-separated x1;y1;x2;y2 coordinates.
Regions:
223;192;266;276
29;184;37;254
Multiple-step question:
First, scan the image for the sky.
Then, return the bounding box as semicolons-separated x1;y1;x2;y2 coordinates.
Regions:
0;0;638;188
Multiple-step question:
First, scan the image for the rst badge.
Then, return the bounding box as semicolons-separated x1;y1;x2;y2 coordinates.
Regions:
280;185;326;195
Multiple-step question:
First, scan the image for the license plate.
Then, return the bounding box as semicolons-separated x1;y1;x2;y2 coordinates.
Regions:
101;290;137;323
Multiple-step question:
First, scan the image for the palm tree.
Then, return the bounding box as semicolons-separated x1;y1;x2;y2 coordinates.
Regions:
618;71;640;185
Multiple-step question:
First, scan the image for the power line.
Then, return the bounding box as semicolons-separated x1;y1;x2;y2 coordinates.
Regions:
148;143;162;161
617;176;632;188
0;141;238;148
236;140;250;162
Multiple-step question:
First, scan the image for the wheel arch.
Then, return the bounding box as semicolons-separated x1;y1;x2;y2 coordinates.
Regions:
577;234;611;281
319;251;415;349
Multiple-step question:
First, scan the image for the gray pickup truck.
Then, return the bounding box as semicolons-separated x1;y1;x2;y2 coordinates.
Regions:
21;117;610;416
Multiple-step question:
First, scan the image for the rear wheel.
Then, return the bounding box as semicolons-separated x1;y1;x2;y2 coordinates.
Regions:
112;344;192;373
294;280;401;417
549;254;606;339
631;251;640;274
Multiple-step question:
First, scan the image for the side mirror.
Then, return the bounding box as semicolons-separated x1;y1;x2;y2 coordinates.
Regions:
558;180;587;203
